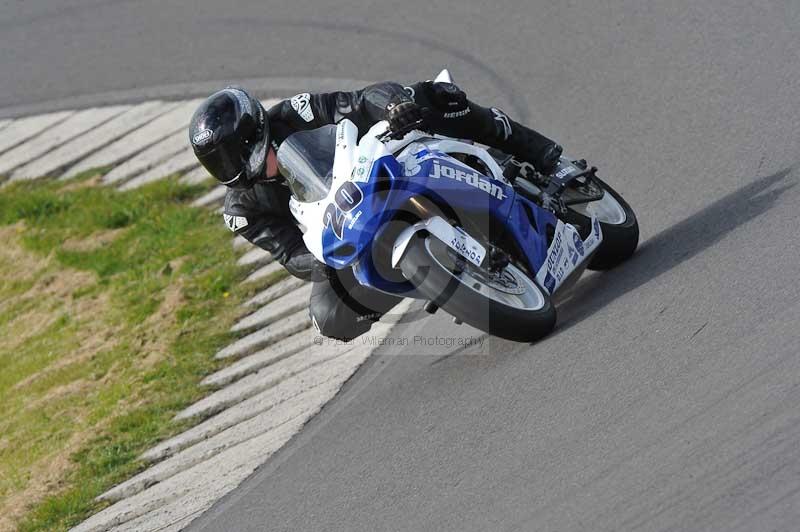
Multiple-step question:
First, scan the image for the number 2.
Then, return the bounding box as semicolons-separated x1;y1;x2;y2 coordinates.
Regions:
323;182;364;240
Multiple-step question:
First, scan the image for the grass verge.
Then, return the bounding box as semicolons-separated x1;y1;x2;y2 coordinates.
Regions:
0;173;258;531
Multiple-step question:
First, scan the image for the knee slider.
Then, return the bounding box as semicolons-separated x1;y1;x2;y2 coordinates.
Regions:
309;305;370;342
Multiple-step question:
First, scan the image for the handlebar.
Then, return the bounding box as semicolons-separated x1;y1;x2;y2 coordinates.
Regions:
377;118;429;143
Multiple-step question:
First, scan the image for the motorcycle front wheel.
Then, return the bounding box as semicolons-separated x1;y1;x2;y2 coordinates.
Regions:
398;233;556;342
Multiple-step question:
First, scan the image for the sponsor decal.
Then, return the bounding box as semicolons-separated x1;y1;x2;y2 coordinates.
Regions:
568;232;585;265
402;145;429;176
537;224;570;293
491;108;512;140
355;312;382;323
323;182;364;240
404;86;416;101
290;93;314;122
223;213;249;232
573;232;585;256
430;159;506;200
555;166;576;179
547;229;565;273
353;155;373;183
543;272;556;293
336;123;347;146
403;160;422;176
443;108;471;119
192;129;212;145
536;220;602;294
347;210;363;230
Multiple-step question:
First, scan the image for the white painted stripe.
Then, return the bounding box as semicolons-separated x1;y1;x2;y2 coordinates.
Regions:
109;512;198;532
0;106;129;176
231;283;312;334
102;416;307;503
191;185;226;207
242;276;307;309
102;130;187;185
104;306;411;530
231;235;250;251
236;246;273;268
0;110;73;156
119;149;198;191
242;260;284;284
142;302;411;464
103;420;303;530
201;328;315;388
141;350;339;463
10;101;168;180
182;340;360;422
100;378;341;502
64;99;200;178
212;309;310;363
72;420;303;532
178;165;212;186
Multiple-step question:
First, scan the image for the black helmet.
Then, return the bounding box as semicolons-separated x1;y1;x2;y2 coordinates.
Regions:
189;87;269;189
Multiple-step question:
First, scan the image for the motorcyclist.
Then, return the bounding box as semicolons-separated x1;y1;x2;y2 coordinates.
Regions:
189;80;563;340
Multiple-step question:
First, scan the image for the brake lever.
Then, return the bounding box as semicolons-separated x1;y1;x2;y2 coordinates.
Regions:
378;119;427;143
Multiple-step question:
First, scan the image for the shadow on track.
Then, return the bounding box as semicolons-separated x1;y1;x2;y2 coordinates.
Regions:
553;165;798;334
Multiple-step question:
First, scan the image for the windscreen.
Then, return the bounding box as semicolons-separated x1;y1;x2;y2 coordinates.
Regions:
276;125;337;202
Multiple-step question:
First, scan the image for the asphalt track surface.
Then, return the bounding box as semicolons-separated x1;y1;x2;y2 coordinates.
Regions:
4;1;800;531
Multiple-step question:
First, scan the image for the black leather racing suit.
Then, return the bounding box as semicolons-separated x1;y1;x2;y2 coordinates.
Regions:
223;80;558;340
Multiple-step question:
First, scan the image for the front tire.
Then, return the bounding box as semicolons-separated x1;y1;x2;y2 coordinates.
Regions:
568;177;639;270
399;234;556;342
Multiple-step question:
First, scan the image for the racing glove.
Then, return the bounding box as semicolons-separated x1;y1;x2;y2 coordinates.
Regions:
428;81;468;113
386;100;428;137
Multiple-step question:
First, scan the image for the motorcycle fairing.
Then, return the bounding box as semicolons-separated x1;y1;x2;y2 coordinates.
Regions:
534;217;603;294
290;119;602;297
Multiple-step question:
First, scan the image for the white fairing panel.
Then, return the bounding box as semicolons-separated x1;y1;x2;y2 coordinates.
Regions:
391;216;486;269
288;119;393;264
534;218;603;294
434;69;454;84
396;138;510;185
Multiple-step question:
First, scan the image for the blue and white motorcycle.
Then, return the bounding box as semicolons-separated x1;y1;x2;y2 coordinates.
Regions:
277;70;638;342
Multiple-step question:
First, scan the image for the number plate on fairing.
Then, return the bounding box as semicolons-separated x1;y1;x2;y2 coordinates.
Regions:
392;217;486;268
446;225;486;267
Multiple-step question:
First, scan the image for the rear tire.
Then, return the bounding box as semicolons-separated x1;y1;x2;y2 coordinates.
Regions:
399;234;557;342
568;177;639;270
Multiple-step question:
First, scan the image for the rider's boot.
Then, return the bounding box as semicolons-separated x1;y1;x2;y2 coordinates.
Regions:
536;143;563;175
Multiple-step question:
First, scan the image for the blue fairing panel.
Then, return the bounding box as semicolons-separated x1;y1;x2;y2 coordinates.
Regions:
323;149;554;295
504;195;558;274
402;152;515;217
321;155;401;270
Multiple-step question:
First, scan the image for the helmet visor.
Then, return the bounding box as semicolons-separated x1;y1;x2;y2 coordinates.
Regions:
198;136;250;187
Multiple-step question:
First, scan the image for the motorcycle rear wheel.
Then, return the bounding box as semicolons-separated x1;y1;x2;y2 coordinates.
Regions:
567;177;639;270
